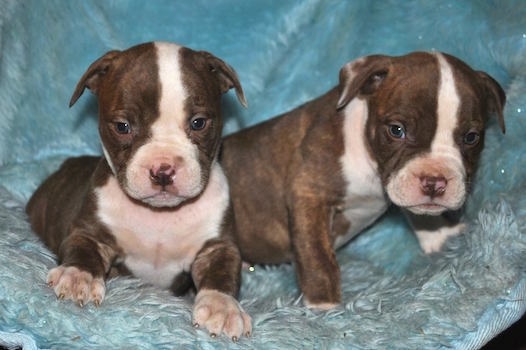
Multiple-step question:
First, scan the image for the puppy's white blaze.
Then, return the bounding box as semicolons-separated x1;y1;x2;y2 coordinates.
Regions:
336;98;388;248
432;53;464;168
154;42;187;142
154;42;202;195
431;53;466;207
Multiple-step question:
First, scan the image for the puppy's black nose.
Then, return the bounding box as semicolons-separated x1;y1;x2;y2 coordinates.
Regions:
150;164;175;187
420;176;447;198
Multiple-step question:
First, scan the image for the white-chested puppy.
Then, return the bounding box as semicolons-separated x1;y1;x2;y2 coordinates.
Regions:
27;42;251;340
221;52;505;309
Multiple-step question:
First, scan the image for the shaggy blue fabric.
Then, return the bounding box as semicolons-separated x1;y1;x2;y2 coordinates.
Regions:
1;0;525;349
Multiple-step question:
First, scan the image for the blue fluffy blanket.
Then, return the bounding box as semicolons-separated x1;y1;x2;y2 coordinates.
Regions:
1;1;525;349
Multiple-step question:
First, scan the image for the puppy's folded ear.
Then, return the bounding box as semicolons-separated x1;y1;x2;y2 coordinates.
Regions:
202;52;248;108
69;50;121;107
477;71;506;134
336;55;392;110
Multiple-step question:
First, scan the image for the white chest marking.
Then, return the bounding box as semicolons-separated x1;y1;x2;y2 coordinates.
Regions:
335;98;388;248
96;162;229;288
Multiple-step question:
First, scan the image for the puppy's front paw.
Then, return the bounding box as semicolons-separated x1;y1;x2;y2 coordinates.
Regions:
193;289;252;341
47;265;105;307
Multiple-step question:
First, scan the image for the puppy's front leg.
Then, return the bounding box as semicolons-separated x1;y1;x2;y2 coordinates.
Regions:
289;196;341;310
404;210;466;254
191;238;251;341
48;231;116;307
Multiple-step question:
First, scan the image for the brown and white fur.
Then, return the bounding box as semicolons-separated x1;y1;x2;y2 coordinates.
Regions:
220;52;505;309
26;42;251;340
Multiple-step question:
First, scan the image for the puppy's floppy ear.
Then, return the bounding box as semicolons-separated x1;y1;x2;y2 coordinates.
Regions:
69;50;121;107
337;55;392;110
477;71;506;134
202;51;248;108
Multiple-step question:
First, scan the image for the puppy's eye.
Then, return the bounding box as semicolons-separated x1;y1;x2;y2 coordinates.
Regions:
114;122;131;134
388;123;406;139
463;131;480;145
190;116;208;131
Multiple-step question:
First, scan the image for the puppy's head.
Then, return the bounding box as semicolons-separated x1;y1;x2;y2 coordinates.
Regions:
337;52;505;215
70;42;246;207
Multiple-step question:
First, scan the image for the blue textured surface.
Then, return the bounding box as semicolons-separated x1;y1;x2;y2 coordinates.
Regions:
0;0;525;349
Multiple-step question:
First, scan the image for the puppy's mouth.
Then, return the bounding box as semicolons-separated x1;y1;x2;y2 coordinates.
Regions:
122;166;204;208
139;190;189;208
404;202;458;216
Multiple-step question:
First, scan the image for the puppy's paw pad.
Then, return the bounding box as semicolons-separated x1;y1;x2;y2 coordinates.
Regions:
193;290;252;340
46;266;106;306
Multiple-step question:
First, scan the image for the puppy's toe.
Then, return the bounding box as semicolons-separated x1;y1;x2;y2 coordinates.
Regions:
226;308;252;340
47;266;65;288
90;278;106;306
47;266;106;306
193;289;251;340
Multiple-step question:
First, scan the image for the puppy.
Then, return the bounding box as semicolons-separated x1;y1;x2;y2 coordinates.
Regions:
220;52;505;309
26;42;251;340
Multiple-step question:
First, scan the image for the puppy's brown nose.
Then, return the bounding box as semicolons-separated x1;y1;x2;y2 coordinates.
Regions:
150;163;175;187
420;176;447;198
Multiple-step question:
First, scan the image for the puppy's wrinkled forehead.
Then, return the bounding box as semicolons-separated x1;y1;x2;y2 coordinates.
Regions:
96;43;162;121
371;53;440;120
96;42;223;124
370;52;490;128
